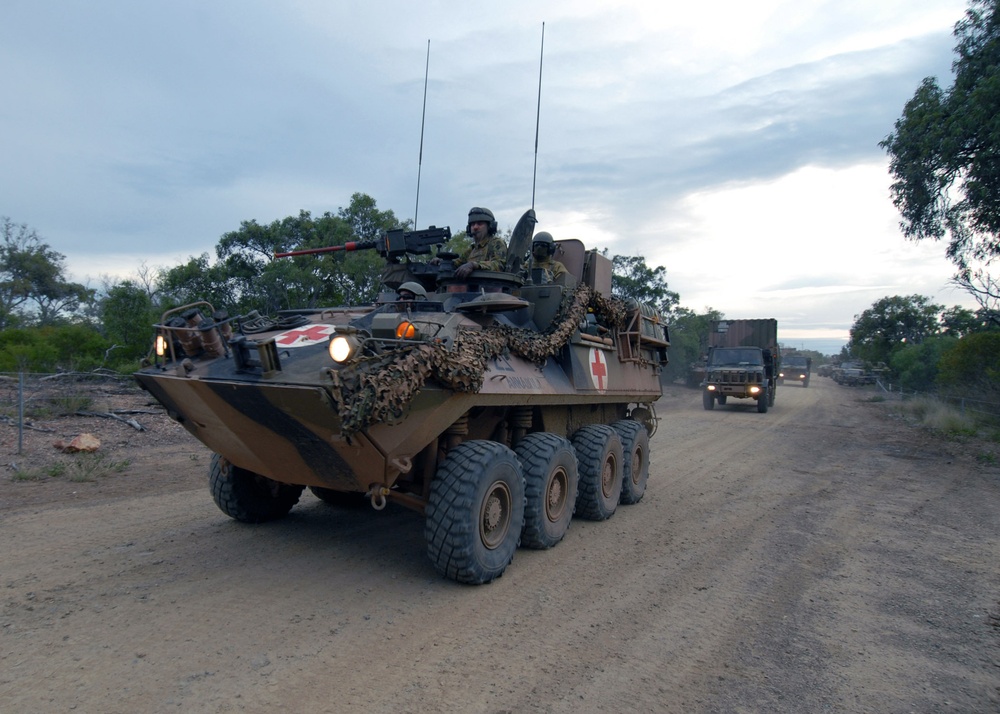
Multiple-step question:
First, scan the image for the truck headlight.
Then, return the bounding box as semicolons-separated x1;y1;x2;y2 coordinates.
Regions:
750;386;761;394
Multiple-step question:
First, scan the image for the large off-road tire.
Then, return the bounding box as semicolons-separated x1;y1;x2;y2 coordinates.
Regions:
717;395;728;405
757;393;769;413
612;420;650;505
702;390;715;410
209;453;304;523
571;424;624;521
768;385;776;406
803;378;810;388
515;432;578;549
424;440;525;585
309;486;368;508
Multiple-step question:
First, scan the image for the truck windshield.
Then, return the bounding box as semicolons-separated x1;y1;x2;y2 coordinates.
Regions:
710;348;763;366
784;356;808;368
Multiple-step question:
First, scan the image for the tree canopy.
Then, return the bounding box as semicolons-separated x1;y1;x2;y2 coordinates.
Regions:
849;295;944;365
880;0;1000;270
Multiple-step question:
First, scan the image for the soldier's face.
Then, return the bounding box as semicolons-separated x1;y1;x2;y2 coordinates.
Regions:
532;243;548;260
470;221;488;241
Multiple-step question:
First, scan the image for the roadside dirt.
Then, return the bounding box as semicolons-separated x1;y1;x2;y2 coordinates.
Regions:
1;378;998;713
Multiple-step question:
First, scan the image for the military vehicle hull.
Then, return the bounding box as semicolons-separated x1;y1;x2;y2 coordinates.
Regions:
135;243;668;584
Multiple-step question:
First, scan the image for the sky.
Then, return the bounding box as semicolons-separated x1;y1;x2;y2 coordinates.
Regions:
0;0;978;355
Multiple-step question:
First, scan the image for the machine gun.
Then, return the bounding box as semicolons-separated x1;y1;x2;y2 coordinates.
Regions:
273;225;452;261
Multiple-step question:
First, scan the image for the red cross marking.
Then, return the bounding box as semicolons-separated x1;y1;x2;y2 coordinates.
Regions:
590;348;608;391
275;325;334;346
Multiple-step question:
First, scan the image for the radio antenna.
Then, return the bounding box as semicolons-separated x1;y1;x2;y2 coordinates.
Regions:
414;39;431;228
531;22;545;211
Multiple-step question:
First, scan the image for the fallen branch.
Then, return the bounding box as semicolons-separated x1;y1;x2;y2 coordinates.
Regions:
75;411;146;431
0;415;56;432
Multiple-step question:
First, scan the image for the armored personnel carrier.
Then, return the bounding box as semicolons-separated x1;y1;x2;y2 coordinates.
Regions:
134;210;669;584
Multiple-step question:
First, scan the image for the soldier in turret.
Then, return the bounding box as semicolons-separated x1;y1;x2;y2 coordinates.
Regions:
454;207;508;279
529;231;573;286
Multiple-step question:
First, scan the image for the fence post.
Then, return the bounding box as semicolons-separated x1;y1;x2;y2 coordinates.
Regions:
18;371;24;455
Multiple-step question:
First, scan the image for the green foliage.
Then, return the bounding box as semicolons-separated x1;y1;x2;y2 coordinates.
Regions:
661;306;724;384
1;217;93;329
849;294;943;365
99;281;157;361
609;254;680;314
936;330;1000;393
881;0;1000;269
889;335;958;390
0;324;111;372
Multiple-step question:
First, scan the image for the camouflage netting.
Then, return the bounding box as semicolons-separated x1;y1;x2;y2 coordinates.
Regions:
327;285;629;436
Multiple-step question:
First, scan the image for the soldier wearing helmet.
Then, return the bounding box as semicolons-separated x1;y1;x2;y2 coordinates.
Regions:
529;231;570;285
396;281;427;301
454;207;508;279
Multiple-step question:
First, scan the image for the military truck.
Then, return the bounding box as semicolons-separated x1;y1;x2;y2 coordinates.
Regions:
701;319;779;413
134;210;669;584
779;352;811;387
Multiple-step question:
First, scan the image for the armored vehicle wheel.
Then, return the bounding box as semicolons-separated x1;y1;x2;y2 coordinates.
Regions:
612;420;649;505
702;390;715;410
424;440;525;585
209;453;304;523
757;394;769;413
803;378;810;388
309;486;368;508
768;386;776;406
717;395;728;405
515;432;578;549
571;424;624;521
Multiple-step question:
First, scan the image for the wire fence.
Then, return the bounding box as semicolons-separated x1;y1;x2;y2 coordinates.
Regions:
1;370;142;455
873;378;1000;421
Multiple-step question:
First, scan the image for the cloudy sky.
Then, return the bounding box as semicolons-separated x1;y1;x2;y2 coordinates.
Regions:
0;0;976;354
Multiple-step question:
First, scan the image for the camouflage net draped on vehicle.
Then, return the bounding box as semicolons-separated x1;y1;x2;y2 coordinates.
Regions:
327;285;628;436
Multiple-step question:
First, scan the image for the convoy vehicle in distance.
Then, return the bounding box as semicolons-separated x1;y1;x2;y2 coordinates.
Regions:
133;212;670;584
701;319;779;413
779;353;811;387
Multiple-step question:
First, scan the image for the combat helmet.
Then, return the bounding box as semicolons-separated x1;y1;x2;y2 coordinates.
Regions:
397;281;427;300
467;207;498;235
532;231;556;256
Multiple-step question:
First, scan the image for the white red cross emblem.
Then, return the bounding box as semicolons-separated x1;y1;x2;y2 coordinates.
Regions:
589;347;608;392
273;324;336;347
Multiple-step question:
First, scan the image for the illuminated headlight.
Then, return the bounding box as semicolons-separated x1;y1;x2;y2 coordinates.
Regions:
798;373;806;379
749;386;761;394
778;371;785;378
329;335;360;363
155;334;168;357
706;385;716;391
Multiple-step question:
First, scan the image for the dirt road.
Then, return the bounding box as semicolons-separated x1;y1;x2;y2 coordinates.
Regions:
2;379;998;713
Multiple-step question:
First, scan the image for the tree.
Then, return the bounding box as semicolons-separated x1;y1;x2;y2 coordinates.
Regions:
889;335;959;391
662;306;723;384
849;295;943;365
99;281;157;363
0;217;92;329
608;254;680;314
880;0;1000;270
936;330;1000;399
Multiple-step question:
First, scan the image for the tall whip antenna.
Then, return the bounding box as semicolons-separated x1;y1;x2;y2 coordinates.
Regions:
531;22;545;211
414;39;431;228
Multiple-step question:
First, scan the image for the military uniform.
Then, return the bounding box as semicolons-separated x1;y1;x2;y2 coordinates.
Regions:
531;256;569;285
458;235;508;272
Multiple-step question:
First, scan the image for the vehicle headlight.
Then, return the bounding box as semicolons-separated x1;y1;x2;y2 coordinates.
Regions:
329;334;361;363
155;334;168;357
707;384;715;391
750;386;761;394
395;320;420;340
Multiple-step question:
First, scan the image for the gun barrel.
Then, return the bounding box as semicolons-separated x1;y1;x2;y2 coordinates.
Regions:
274;241;373;259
